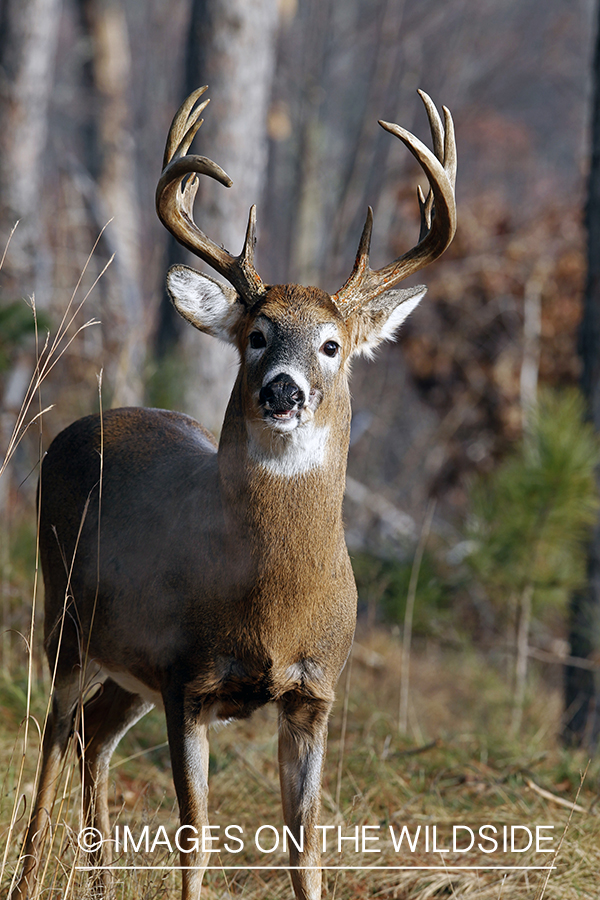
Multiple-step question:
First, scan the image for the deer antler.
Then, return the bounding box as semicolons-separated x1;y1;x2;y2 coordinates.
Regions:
332;90;456;315
156;86;266;306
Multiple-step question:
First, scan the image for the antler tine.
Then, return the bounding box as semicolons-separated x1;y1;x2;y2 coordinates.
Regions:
417;184;433;239
416;89;443;238
156;88;266;306
418;89;444;163
442;105;457;188
163;85;210;169
333;91;456;315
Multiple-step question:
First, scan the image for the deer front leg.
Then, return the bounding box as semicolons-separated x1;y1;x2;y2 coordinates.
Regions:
278;694;332;900
164;691;210;900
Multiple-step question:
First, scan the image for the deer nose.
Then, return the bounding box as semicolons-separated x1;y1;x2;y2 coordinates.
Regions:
259;374;305;410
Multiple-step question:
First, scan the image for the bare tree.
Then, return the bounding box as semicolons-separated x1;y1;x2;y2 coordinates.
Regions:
0;0;62;515
160;0;279;433
80;0;145;406
0;0;62;299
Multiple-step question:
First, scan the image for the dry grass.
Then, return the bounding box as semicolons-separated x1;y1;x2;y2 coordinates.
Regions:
1;622;598;899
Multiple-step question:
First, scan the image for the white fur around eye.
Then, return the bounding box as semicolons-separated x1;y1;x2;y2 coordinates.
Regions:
316;324;342;372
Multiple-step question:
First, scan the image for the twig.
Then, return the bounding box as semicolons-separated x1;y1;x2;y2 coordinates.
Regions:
526;777;587;813
110;741;169;770
394;738;440;757
0;220;19;270
527;646;600;671
535;761;590;900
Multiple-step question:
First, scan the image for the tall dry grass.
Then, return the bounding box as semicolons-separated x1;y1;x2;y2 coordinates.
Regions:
0;225;110;897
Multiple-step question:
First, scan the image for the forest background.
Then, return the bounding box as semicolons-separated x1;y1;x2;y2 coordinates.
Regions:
1;1;600;898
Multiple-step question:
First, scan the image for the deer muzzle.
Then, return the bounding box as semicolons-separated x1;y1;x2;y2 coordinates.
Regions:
259;374;306;421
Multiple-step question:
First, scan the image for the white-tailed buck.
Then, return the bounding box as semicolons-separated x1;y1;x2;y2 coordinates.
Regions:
12;86;455;900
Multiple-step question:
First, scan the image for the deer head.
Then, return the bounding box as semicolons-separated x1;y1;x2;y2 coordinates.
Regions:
156;86;456;478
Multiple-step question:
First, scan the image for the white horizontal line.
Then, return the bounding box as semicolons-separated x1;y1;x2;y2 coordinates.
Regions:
76;865;557;871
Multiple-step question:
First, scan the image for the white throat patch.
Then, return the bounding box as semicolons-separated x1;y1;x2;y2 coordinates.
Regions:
246;419;330;478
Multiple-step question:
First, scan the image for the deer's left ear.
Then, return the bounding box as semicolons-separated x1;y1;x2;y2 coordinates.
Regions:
347;284;426;359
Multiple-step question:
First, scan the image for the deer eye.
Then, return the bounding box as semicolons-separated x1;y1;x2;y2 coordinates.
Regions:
249;331;267;349
321;340;339;358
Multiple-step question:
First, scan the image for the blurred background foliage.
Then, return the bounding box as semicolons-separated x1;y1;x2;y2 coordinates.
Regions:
1;0;599;745
468;389;600;613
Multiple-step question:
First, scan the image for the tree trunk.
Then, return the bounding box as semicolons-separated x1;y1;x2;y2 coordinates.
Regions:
565;1;600;750
83;0;145;407
512;583;533;736
159;0;279;434
0;0;62;516
0;0;62;301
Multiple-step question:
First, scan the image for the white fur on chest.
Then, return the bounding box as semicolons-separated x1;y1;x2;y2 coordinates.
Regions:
247;421;330;478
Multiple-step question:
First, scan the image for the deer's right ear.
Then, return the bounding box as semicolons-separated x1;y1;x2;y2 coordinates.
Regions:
167;265;244;344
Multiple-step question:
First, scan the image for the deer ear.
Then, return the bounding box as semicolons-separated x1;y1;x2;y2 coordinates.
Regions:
166;265;244;344
348;284;426;359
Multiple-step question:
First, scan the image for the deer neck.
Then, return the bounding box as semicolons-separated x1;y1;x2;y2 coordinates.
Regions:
217;373;350;555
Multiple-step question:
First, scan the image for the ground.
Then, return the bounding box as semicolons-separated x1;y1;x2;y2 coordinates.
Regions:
1;622;598;899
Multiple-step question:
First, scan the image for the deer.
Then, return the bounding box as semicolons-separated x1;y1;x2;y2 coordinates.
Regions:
11;85;456;900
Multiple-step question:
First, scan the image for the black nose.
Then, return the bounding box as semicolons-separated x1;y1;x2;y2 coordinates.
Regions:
259;374;305;410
